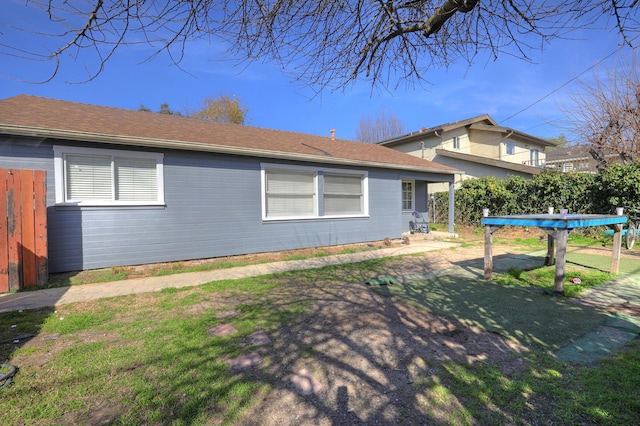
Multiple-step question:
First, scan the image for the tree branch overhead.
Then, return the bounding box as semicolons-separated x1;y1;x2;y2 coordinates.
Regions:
3;1;639;89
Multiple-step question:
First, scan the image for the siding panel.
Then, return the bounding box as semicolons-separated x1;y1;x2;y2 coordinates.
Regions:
3;139;408;272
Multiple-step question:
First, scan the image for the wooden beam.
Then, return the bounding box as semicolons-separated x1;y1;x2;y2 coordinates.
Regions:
552;229;568;295
610;223;623;274
545;233;555;266
483;225;503;280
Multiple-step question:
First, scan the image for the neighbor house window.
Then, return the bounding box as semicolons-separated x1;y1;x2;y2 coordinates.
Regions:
262;164;368;220
453;136;461;150
506;141;515;155
530;148;540;166
54;146;164;205
402;180;414;211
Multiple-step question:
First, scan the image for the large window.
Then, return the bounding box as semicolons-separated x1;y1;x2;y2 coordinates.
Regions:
262;164;368;220
402;180;414;211
324;173;363;215
54;146;164;206
264;169;317;218
530;148;540;166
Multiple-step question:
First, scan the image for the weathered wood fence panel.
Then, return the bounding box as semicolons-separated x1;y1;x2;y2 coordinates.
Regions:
1;169;47;292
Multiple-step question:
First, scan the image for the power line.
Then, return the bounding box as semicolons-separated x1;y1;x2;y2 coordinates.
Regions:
502;42;632;123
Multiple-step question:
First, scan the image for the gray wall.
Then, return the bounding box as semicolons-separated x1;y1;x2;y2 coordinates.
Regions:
1;136;409;272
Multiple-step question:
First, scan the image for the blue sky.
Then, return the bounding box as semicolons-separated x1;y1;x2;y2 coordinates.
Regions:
0;1;630;141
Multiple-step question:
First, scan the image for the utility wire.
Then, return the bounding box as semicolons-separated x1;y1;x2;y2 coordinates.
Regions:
502;40;634;123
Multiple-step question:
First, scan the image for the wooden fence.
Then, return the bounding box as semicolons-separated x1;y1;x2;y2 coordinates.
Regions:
0;169;48;292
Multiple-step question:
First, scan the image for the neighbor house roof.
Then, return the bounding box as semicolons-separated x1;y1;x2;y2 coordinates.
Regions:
435;149;545;175
379;114;555;148
0;95;458;175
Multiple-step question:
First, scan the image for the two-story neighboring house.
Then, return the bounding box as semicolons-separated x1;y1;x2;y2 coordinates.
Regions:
379;115;556;192
545;144;620;173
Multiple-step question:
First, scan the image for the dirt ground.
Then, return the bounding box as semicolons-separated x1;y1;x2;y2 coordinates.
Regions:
233;249;531;425
233;227;640;425
22;226;640;424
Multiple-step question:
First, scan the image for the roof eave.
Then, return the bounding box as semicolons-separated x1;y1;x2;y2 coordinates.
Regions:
468;124;554;147
1;124;458;176
435;148;544;174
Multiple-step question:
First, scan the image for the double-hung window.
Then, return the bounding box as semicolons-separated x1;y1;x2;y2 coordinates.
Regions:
54;146;164;206
264;168;317;218
453;136;461;150
402;180;414;211
506;141;515;155
324;173;364;215
530;148;540;167
262;164;368;220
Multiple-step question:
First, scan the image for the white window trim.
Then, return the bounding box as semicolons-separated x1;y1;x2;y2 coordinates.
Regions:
53;145;165;206
402;179;415;212
506;141;515;155
453;136;461;150
261;163;369;221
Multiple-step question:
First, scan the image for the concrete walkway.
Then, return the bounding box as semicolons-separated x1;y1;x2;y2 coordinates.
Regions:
0;237;458;313
555;272;640;363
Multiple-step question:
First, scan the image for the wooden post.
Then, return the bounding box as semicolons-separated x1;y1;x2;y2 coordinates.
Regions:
553;229;568;295
484;224;493;280
545;232;556;266
610;223;623;274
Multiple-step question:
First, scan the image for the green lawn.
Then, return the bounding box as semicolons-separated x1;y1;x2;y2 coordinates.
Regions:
1;255;639;425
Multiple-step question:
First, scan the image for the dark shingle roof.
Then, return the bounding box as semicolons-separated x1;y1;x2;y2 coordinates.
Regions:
379;114;554;148
0;95;458;175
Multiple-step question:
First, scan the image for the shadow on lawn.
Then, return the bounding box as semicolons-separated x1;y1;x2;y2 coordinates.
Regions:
230;256;608;424
371;273;607;352
0;307;55;381
232;262;531;424
0;251;625;425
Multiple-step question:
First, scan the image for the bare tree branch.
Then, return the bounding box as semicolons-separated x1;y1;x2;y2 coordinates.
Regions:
355;107;405;142
563;49;640;168
3;1;640;89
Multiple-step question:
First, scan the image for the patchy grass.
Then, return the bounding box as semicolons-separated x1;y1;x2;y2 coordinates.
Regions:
371;274;607;351
1;257;640;425
46;243;382;288
566;252;640;276
558;339;640;424
0;276;308;425
493;266;614;297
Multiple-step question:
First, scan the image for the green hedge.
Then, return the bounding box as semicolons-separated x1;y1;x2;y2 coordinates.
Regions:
435;163;640;226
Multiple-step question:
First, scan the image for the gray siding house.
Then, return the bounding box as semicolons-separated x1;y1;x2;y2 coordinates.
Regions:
0;95;458;273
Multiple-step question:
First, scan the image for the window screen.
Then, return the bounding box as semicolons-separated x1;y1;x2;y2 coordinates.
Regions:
65;154;112;201
115;157;158;201
56;147;163;205
265;169;316;217
324;174;363;215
